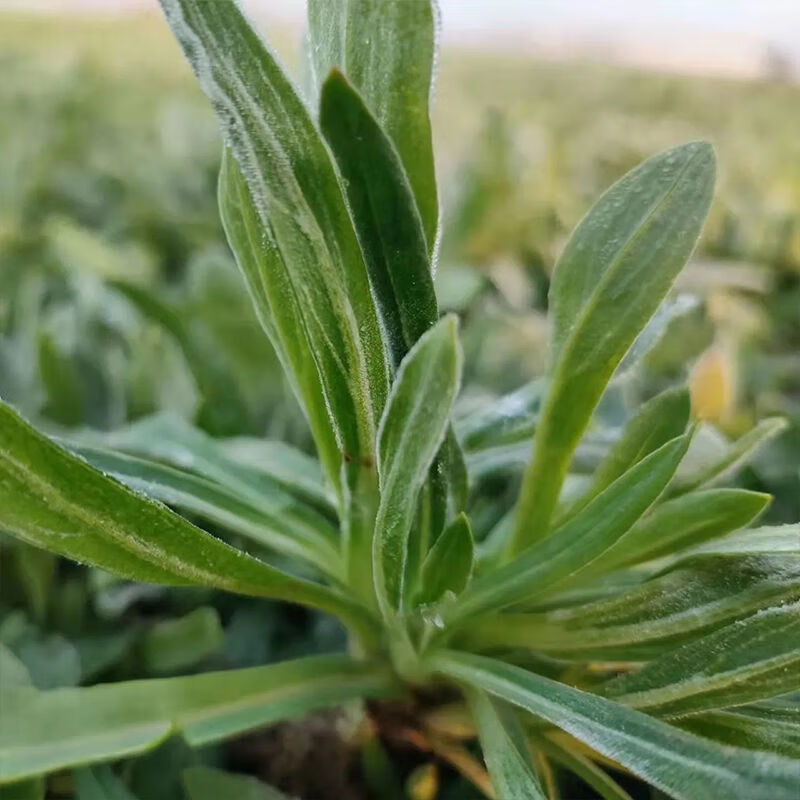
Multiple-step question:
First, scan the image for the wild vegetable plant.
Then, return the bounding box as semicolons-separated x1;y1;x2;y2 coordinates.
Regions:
1;1;799;797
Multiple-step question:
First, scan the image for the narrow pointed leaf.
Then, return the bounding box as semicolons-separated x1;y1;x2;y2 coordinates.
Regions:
465;688;546;800
70;443;341;577
678;700;800;759
320;70;437;368
586;488;770;574
159;0;390;490
0;655;394;783
565;386;690;518
416;513;474;606
670;417;787;495
308;0;439;251
603;601;800;716
476;553;800;659
677;523;800;559
512;142;715;552
0;402;371;633
374;316;462;614
431;651;800;800
446;434;689;629
218;150;341;492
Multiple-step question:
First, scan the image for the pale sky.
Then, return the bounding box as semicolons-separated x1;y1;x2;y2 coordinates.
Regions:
5;0;800;77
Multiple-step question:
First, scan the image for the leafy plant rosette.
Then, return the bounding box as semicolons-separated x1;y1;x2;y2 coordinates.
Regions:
1;1;798;798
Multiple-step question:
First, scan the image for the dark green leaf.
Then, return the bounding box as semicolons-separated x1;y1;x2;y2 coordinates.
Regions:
183;767;288;799
141;608;223;675
415;513;474;606
308;0;439;251
73;766;139;800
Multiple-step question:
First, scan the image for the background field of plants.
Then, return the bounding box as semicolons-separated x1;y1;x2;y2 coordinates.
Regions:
1;11;798;798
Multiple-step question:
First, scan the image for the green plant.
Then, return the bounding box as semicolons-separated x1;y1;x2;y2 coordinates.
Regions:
1;1;799;797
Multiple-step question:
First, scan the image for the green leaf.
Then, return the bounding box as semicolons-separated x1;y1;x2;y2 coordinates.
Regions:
446;434;690;629
373;317;462;614
97;413;334;516
218;150;341;494
183;767;287;800
532;735;634;800
678;699;800;759
431;650;800;800
677;523;800;559
73;766;139;800
71;443;341;578
0;646;31;689
141;608;223;675
320;70;437;369
511;142;716;553
585;488;771;574
159;0;391;491
0;655;394;783
476;552;800;659
465;688;546;800
563;386;690;519
670;417;787;495
308;0;439;252
415;513;474;606
603;601;800;716
0;401;373;636
0;778;44;800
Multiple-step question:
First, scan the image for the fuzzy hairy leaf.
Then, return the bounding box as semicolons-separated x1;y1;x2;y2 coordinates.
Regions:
432;651;800;800
71;443;341;577
0;402;372;634
465;688;546;800
603;601;800;716
586;488;770;574
159;0;390;491
0;655;393;783
678;699;800;759
446;434;689;628
374;317;462;614
308;0;439;251
512;142;715;553
476;552;800;659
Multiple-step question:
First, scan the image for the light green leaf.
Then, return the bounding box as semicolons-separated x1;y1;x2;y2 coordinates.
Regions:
183;767;287;799
603;601;800;716
446;434;689;629
374;317;462;614
511;142;715;553
70;443;341;578
475;553;800;659
564;387;690;519
0;401;373;636
0;655;394;783
73;766;139;800
585;488;771;574
320;70;437;369
141;608;223;675
308;0;439;252
677;523;800;559
670;417;787;495
465;688;546;800
678;699;800;759
0;646;31;689
431;650;800;800
415;513;474;606
159;0;391;492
